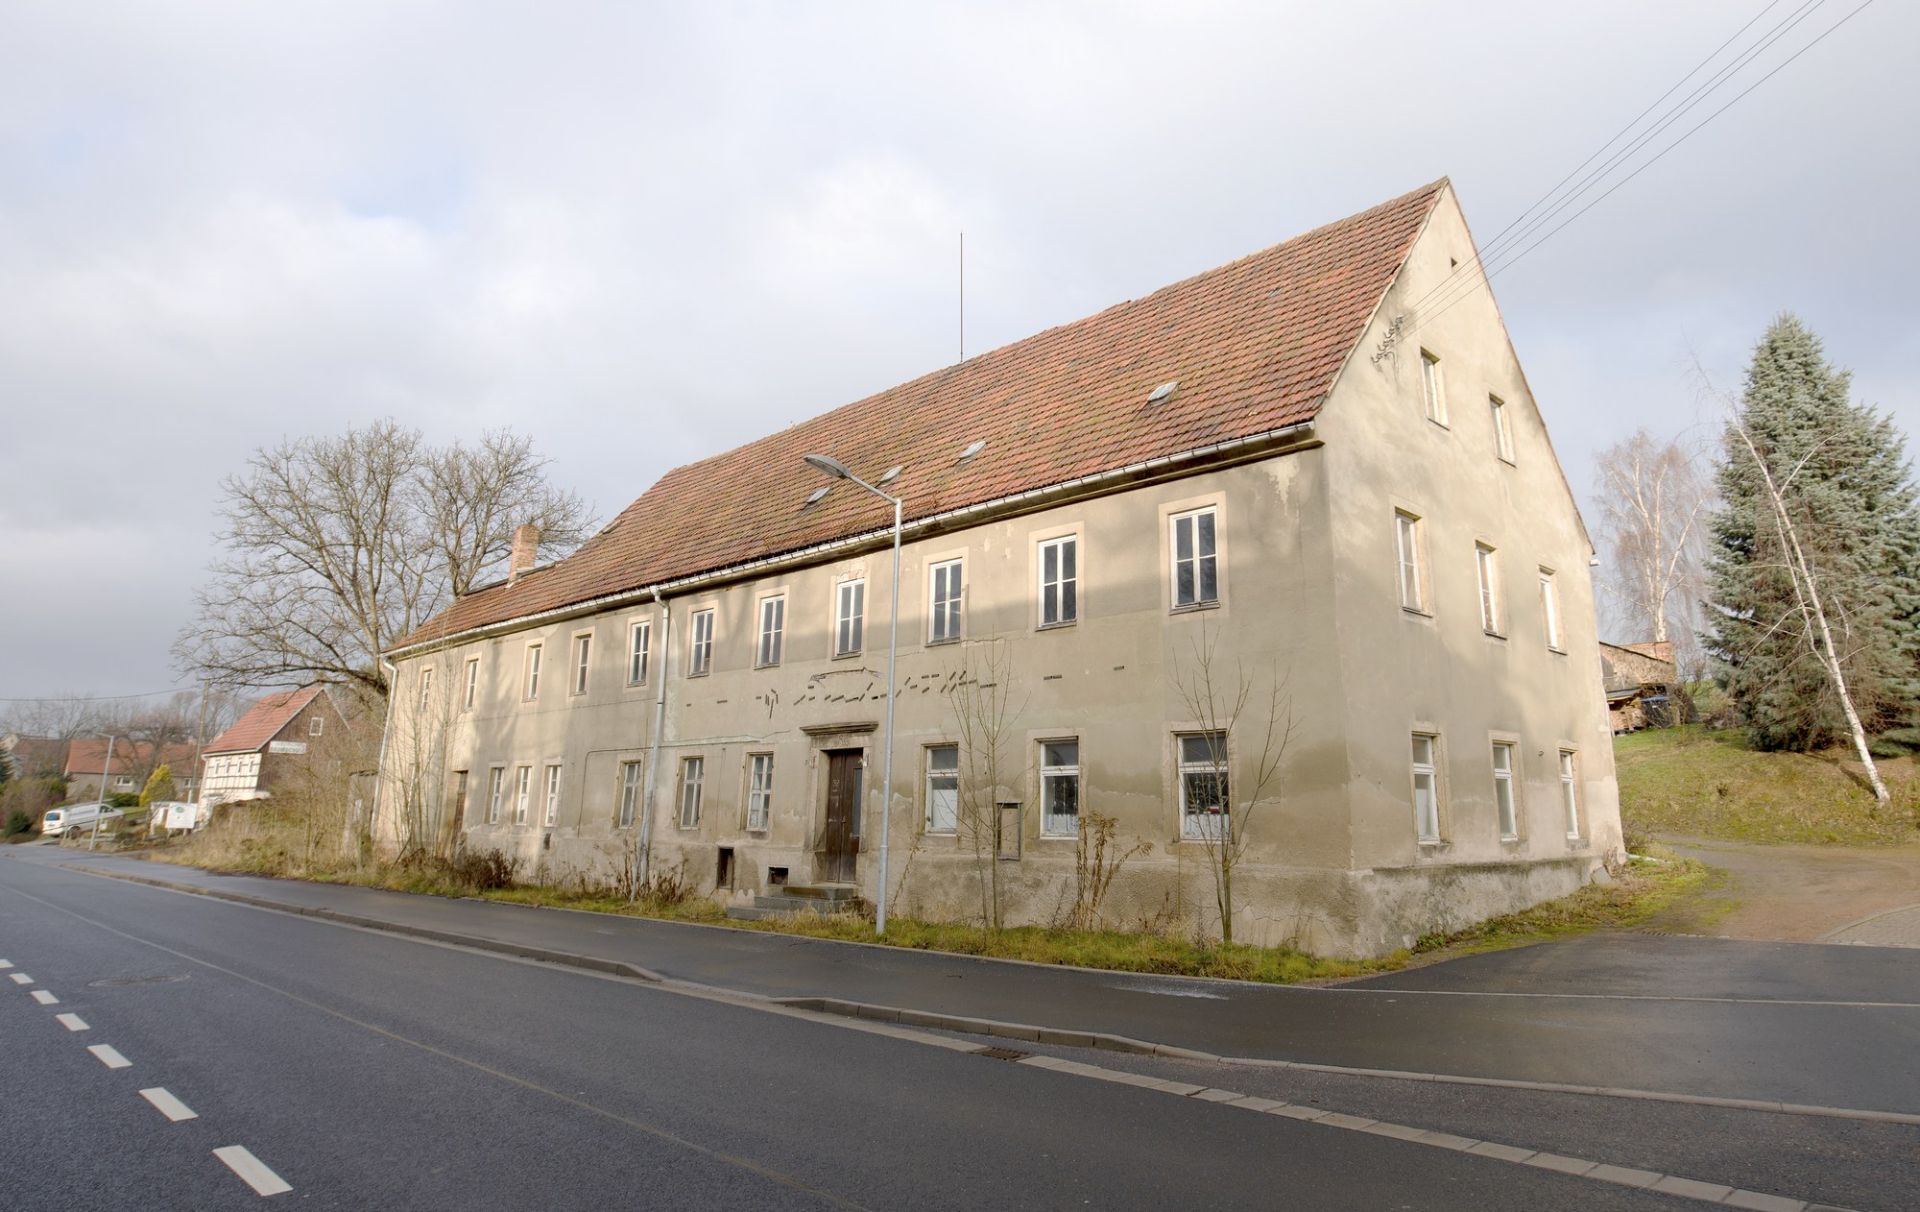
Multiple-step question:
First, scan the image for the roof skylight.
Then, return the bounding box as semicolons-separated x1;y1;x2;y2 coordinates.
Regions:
804;486;830;507
1148;380;1179;405
958;440;987;462
877;466;903;485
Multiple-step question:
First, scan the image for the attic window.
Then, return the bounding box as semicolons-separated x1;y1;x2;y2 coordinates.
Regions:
1148;380;1179;405
877;466;903;485
957;440;986;463
804;486;830;508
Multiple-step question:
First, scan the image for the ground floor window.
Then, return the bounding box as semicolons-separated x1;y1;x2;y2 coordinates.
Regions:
513;765;531;825
1411;734;1440;842
1040;740;1079;837
617;760;643;829
543;764;562;827
925;745;958;834
1492;742;1518;840
679;756;704;828
1177;731;1228;840
746;753;773;831
1559;749;1580;839
487;768;504;824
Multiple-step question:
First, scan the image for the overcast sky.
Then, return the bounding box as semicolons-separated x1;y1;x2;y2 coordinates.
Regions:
3;0;1914;703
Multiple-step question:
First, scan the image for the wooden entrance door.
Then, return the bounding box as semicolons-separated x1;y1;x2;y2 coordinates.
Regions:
820;750;862;884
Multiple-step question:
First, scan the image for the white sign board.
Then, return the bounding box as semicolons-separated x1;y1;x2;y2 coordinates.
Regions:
161;801;208;831
267;740;308;755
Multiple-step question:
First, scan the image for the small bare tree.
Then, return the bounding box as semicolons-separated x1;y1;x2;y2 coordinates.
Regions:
947;639;1026;930
1594;429;1712;665
1171;628;1294;945
1069;810;1148;932
384;661;462;857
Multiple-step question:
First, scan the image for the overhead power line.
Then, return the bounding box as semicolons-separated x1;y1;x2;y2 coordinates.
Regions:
0;687;197;704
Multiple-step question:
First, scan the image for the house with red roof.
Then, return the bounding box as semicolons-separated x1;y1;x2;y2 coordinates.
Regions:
378;179;1623;957
65;738;201;803
199;686;349;808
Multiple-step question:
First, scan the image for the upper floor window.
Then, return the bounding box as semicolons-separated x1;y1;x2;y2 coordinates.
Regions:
1475;543;1502;635
543;763;562;826
925;744;959;834
757;596;785;667
1037;535;1078;627
628;620;651;686
929;559;964;644
1490;395;1515;463
1170;507;1219;610
688;609;715;677
1420;350;1447;424
462;657;479;711
1040;740;1080;837
1492;742;1518;841
678;756;704;828
1395;511;1426;613
1411;733;1441;843
417;666;433;711
1177;732;1229;840
571;634;592;696
746;752;774;832
523;644;542;701
1539;568;1562;651
835;579;866;657
1559;749;1581;840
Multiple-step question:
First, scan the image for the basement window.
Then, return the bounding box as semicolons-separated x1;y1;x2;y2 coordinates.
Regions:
717;846;735;891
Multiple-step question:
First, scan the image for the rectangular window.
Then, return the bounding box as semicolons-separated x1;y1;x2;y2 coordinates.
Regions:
688;609;715;677
617;760;643;829
628;621;651;686
1490;394;1515;462
678;756;704;828
1038;535;1078;627
1492;742;1518;840
572;634;592;696
1559;749;1581;839
1412;734;1441;842
463;658;479;711
487;769;504;824
835;579;866;656
310;715;326;737
757;596;785;667
1420;349;1447;424
1039;740;1080;837
1177;732;1229;840
418;666;433;711
1170;508;1219;609
925;745;959;833
1395;511;1425;612
746;753;773;831
1539;568;1562;650
513;765;531;825
1476;543;1501;635
543;763;562;827
929;559;964;643
523;644;542;701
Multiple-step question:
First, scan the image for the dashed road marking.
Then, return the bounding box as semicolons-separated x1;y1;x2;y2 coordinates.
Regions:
213;1146;291;1196
88;1043;131;1069
9;972;32;984
140;1087;198;1122
31;989;58;1005
56;1013;89;1032
0;959;13;968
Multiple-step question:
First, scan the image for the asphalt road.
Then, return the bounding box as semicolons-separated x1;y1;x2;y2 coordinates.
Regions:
0;856;1719;1211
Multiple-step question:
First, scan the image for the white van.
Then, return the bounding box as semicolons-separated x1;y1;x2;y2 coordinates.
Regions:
41;802;124;838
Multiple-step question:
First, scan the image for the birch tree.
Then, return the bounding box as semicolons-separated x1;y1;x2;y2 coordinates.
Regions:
1594;429;1711;664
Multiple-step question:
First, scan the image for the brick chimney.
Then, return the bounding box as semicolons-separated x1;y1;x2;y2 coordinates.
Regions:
508;523;540;584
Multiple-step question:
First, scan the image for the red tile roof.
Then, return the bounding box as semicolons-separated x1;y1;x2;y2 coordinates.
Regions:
396;179;1447;652
203;686;325;756
64;739;200;777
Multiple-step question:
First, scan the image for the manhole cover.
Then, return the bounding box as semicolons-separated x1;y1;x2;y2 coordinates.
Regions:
88;973;190;988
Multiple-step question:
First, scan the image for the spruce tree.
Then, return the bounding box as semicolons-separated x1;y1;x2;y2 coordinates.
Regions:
1706;314;1920;750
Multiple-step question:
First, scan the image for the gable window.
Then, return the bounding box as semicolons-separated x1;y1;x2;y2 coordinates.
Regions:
572;634;592;696
1559;749;1581;839
543;763;562;826
1411;733;1441;842
1395;511;1426;613
1177;731;1229;840
1170;507;1219;609
688;609;715;677
925;745;959;834
929;559;964;643
835;579;866;657
487;768;504;824
1492;742;1518;840
463;658;479;711
628;621;652;686
678;756;704;828
310;715;326;737
617;760;643;829
1038;535;1078;627
1539;568;1562;651
1420;349;1447;424
523;644;542;701
1490;395;1515;462
417;666;433;711
746;753;774;831
1039;740;1080;837
1475;543;1502;635
757;596;785;668
513;765;532;825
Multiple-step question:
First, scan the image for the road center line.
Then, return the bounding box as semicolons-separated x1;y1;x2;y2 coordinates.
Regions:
31;989;58;1005
56;1012;89;1031
88;1043;131;1069
213;1146;291;1196
140;1087;199;1122
9;972;32;985
0;959;13;968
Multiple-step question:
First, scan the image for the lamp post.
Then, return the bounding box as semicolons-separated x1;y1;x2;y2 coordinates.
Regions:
803;453;901;935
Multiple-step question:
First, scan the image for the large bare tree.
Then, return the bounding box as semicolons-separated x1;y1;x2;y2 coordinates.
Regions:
176;421;591;698
1593;429;1711;663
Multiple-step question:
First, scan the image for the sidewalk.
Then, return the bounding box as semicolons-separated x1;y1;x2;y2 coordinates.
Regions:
30;849;1920;1118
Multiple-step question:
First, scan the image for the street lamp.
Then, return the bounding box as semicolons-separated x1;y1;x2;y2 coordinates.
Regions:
803;452;902;935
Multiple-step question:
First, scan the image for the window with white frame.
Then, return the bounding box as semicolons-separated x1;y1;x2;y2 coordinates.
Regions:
678;756;704;827
310;714;326;737
1420;349;1447;424
1492;742;1518;840
688;609;714;676
418;666;433;711
1037;535;1078;627
929;559;964;643
1411;734;1441;842
1476;543;1501;635
543;763;562;826
1490;394;1515;462
571;634;592;695
1395;510;1425;612
523;644;542;701
1177;732;1229;840
1170;507;1219;609
1539;567;1562;650
746;752;773;831
925;745;959;833
1039;740;1080;837
757;596;785;667
628;620;651;686
513;765;531;825
617;760;643;829
835;579;865;656
463;658;479;711
1559;749;1580;839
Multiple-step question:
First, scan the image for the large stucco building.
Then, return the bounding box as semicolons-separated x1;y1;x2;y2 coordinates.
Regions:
381;179;1623;958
